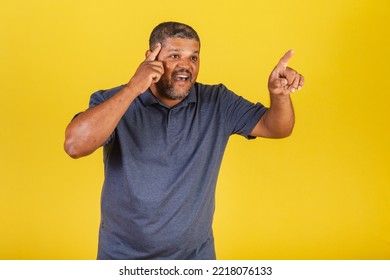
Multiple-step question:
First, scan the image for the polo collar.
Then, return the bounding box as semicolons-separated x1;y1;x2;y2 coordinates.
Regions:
139;85;198;108
139;89;159;107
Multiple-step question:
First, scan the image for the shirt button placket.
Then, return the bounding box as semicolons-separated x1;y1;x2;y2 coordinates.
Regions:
167;109;173;139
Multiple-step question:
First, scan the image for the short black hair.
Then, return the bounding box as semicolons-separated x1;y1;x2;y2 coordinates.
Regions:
149;22;200;50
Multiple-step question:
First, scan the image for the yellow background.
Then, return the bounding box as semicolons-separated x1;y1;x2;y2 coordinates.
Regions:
1;0;389;259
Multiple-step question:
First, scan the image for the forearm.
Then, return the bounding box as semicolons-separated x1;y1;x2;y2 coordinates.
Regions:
252;49;303;138
259;94;295;138
64;43;164;159
64;85;138;158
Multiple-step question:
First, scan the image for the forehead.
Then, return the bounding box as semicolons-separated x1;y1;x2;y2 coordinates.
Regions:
161;37;200;53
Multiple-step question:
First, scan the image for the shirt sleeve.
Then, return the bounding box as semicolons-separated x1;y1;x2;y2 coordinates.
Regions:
88;85;125;145
219;84;268;139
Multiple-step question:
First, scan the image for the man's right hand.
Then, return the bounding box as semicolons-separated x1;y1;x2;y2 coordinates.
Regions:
126;43;164;95
64;43;164;159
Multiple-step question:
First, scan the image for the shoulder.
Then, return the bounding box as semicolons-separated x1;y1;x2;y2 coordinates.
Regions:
195;82;242;105
194;82;235;102
91;84;126;100
89;84;126;107
195;82;229;94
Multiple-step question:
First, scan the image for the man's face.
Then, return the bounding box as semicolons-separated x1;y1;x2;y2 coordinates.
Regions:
151;37;200;102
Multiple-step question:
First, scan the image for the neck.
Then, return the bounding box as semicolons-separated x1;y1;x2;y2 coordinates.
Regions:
150;86;182;108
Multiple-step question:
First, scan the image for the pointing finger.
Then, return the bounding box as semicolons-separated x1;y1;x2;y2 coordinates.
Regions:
277;50;294;69
146;43;162;61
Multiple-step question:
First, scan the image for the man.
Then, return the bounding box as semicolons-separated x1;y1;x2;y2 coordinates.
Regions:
64;22;304;259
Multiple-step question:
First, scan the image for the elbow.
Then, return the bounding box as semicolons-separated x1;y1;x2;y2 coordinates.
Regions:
273;118;295;138
64;120;96;159
64;133;98;159
269;125;294;139
64;138;83;159
279;127;294;138
277;126;294;138
271;131;292;139
64;125;81;158
64;127;91;159
254;110;295;139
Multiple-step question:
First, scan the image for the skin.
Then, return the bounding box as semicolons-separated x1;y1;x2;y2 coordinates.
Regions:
149;38;200;107
250;50;304;138
64;38;304;159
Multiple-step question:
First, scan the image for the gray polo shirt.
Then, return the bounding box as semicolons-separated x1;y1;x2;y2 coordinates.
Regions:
89;82;267;259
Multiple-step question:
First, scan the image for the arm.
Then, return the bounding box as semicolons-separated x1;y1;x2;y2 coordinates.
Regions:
64;44;163;159
250;50;304;138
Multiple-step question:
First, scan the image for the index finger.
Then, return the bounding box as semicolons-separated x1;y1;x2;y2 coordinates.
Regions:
146;43;162;61
277;50;294;69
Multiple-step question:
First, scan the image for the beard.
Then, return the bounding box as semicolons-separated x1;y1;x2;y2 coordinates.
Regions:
154;69;194;101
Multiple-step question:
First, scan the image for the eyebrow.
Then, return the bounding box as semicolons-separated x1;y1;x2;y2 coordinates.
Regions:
167;48;199;54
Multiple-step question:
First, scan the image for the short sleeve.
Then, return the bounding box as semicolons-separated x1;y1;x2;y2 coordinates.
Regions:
88;85;125;145
219;85;268;139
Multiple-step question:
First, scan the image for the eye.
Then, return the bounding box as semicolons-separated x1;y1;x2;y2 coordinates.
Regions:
191;56;198;61
170;54;179;59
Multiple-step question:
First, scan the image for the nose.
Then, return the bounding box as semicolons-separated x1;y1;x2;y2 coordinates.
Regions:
177;58;191;69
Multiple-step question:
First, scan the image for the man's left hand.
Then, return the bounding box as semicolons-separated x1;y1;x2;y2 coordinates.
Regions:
268;50;304;95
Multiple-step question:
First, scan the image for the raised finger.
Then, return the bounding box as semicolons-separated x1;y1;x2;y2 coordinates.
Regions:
277;50;294;70
146;43;162;61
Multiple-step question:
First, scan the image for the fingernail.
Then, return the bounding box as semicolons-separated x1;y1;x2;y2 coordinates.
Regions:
291;88;295;93
298;86;302;90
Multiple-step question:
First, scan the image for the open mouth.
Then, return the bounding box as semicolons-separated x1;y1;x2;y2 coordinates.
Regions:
175;74;189;81
173;71;192;82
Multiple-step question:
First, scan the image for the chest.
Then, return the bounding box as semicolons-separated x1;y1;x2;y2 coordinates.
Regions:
115;102;227;162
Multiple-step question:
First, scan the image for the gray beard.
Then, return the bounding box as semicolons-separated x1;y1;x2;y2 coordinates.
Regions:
155;79;191;101
155;69;194;100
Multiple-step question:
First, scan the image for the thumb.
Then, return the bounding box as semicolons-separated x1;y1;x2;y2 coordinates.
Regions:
269;77;288;89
